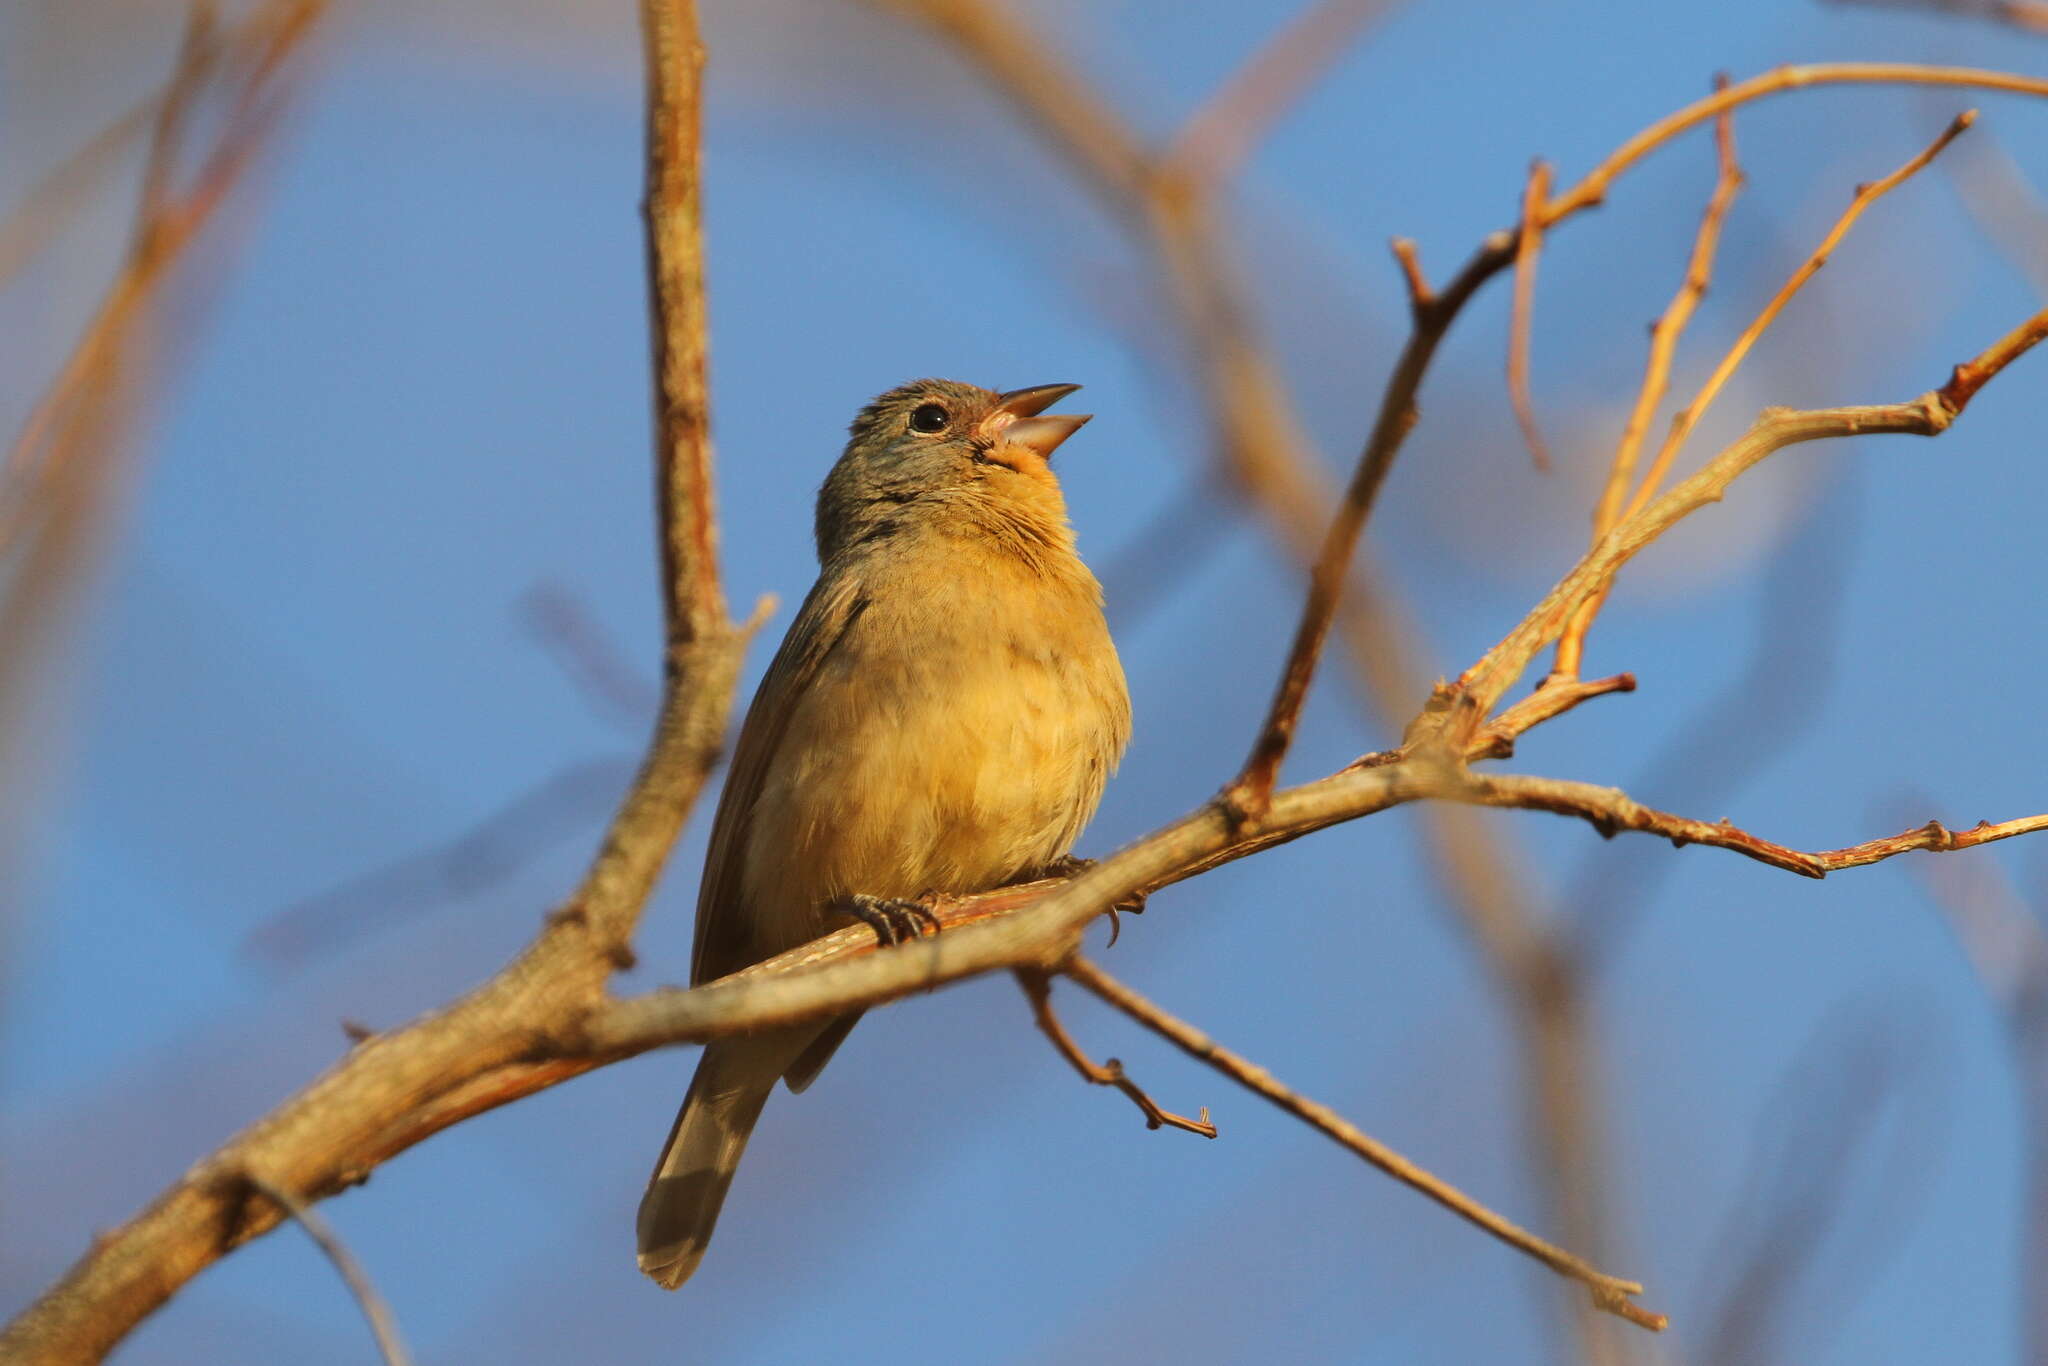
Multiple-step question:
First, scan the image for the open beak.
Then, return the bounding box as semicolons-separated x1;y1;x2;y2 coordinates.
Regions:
990;382;1091;459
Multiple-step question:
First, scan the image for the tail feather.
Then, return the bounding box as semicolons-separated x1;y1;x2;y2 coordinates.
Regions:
636;1031;809;1289
781;1010;860;1094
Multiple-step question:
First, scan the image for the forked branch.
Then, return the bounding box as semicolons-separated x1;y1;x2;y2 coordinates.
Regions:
1062;957;1667;1330
1016;970;1217;1137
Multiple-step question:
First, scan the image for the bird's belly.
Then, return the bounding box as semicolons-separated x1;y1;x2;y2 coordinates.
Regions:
739;648;1113;957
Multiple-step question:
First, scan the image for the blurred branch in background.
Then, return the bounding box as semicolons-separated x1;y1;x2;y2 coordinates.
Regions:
1909;826;2048;1361
245;583;661;972
1825;0;2048;34
1694;998;1947;1365
0;0;327;1027
1938;117;2048;296
242;755;639;971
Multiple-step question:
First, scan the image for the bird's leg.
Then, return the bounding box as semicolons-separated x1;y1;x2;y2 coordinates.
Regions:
842;893;939;946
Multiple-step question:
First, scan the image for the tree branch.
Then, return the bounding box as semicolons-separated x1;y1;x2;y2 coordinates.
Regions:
1507;158;1555;473
1456;301;2048;723
1453;771;2048;877
1060;956;1668;1331
0;4;749;1360
16;36;2048;1361
1016;970;1216;1137
1621;109;1975;527
245;1176;412;1366
1554;79;1743;681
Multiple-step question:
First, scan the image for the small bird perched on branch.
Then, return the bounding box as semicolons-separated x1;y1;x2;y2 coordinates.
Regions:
636;379;1131;1288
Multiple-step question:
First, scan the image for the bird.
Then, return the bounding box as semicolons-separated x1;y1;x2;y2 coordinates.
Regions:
635;378;1131;1289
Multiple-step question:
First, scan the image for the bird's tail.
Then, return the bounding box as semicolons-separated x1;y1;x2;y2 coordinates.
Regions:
636;1030;807;1289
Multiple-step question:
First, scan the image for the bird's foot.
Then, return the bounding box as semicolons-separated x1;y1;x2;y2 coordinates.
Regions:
843;893;940;947
1042;855;1147;945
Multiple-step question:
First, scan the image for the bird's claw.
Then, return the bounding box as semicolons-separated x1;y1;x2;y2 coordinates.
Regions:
844;893;939;947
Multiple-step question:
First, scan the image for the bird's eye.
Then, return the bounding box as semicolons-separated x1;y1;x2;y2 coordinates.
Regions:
908;403;949;434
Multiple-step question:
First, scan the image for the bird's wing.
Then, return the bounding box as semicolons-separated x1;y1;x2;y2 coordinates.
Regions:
690;569;867;986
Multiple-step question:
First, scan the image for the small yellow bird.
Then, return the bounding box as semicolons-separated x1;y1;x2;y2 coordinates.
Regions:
636;379;1131;1288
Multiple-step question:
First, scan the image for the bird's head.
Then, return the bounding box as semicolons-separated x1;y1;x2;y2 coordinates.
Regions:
816;378;1092;563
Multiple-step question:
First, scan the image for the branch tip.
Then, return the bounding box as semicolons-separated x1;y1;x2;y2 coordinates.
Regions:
1018;971;1218;1138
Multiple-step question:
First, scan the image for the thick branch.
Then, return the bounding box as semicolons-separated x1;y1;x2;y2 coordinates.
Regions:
0;6;746;1361
641;0;722;652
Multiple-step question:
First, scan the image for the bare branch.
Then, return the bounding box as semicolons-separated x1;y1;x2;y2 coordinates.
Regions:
1390;236;1434;313
1456;302;2048;720
1469;673;1638;761
1061;956;1667;1331
245;1176;413;1366
17;39;2048;1361
0;5;753;1359
1620;110;1976;525
1554;80;1742;681
1016;970;1217;1137
1220;233;1511;820
1453;771;2048;878
1543;64;2048;224
641;0;724;653
1507;159;1555;472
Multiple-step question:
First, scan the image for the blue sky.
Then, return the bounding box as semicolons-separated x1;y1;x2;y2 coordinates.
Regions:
5;1;2047;1362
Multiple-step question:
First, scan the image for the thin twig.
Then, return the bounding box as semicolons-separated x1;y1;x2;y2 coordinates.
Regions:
246;1176;413;1366
1469;673;1639;760
1391;237;1434;313
1554;80;1742;681
1541;64;2045;225
1220;235;1512;820
1621;110;1976;524
1452;771;2048;877
1455;302;2048;721
1507;159;1555;472
1016;970;1217;1137
1061;955;1666;1331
